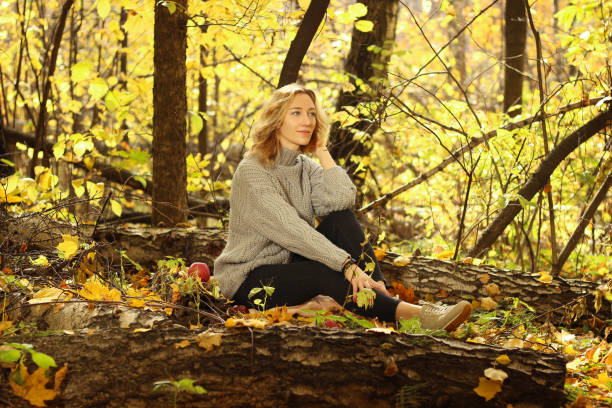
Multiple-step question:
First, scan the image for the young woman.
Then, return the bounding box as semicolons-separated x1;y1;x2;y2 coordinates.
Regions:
214;83;471;331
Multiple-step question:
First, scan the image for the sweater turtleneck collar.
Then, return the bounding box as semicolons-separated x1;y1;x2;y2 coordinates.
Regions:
275;147;301;167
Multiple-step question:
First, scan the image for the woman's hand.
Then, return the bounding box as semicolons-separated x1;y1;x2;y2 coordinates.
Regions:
344;264;389;301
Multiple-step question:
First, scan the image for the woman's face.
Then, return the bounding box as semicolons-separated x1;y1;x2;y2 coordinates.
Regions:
277;93;316;151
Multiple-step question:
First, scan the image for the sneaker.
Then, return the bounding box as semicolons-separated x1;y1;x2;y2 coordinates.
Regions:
419;300;472;332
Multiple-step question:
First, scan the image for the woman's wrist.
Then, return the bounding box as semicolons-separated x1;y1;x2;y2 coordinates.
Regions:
342;257;357;279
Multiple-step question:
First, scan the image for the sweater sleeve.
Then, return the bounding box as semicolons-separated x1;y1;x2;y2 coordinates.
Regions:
237;163;349;272
306;157;357;216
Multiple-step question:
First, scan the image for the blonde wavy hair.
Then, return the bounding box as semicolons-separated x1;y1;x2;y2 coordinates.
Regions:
249;83;330;167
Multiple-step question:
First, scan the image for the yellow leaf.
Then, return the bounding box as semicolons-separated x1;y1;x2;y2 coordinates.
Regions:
174;340;191;349
224;317;267;329
97;0;111;19
0;320;13;335
79;276;122;302
132;328;151;333
56;235;79;259
474;376;502;401
347;2;368;18
30;255;49;266
110;199;122;217
562;345;578;356
37;169;52;191
10;366;57;407
393;255;411;267
196;331;222;352
435;249;455;259
71;179;85;198
354;19;374;32
496;355;511;365
538;272;553;283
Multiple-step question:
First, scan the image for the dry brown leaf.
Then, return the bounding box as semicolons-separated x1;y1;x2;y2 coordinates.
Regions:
383;358;398;377
479;273;490;284
389;282;418;304
479;297;498;311
484;367;508;382
483;283;500;297
392;255;411;267
373;249;387;261
53;363;68;392
196;331;222;352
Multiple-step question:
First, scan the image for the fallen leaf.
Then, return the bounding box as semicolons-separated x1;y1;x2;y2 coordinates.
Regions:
479;297;498;311
538;272;553;283
79;276;121;302
434;249;454;259
479;273;490;284
483;283;500;297
0;320;13;335
264;306;293;323
436;288;449;298
373;249;387;261
132;328;151;333
383;357;398;377
56;235;79;259
196;331;222;352
225;317;267;329
393;255;411;267
503;338;524;348
53;363;68;392
389;282;418;303
10;365;58;407
484;367;508;382
496;355;511;365
174;340;191;349
474;376;502;401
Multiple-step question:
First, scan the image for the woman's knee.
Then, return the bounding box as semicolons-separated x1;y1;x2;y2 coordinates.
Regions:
318;209;359;230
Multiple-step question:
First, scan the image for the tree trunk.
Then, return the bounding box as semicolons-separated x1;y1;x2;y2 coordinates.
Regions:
468;108;612;258
449;0;468;88
277;0;330;88
2;325;566;408
328;0;400;193
503;0;527;116
152;0;188;226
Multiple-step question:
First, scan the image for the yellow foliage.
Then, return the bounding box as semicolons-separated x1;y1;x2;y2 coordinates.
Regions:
473;376;502;401
196;331;223;352
495;354;511;365
0;320;13;335
9;364;66;407
56;235;79;259
79;276;121;302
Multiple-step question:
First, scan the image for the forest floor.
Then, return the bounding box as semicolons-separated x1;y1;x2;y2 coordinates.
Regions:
0;219;611;407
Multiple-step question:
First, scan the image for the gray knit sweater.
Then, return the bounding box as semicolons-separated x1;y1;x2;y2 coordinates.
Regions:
214;147;357;299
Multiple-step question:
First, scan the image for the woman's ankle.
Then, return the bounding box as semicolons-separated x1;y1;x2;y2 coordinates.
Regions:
395;301;422;321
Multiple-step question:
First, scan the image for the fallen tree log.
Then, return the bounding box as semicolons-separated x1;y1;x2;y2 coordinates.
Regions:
2;214;609;325
2;324;566;408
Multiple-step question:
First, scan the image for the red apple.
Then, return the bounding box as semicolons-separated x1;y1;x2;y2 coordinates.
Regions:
188;262;210;282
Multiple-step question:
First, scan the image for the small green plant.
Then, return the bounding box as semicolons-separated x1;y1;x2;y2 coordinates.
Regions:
397;317;448;336
248;285;275;311
153;378;207;407
0;343;57;384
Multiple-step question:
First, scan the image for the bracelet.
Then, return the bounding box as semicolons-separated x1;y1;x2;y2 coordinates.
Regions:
341;257;357;275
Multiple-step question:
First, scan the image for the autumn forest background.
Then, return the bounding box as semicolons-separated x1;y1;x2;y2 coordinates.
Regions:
0;0;611;407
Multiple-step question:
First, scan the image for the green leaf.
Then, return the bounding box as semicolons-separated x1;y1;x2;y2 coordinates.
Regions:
0;348;21;363
191;112;204;135
30;350;57;369
356;288;376;309
173;378;207;394
248;287;262;299
355;20;374;32
97;0;111;19
88;78;109;100
134;176;147;189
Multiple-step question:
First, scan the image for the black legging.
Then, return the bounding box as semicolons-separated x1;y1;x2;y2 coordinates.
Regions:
232;210;401;322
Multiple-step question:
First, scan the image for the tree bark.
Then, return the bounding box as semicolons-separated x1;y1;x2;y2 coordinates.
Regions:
152;0;188;226
29;0;74;176
468;108;612;258
277;0;330;88
503;0;527;116
552;172;612;275
328;0;400;192
2;325;566;408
